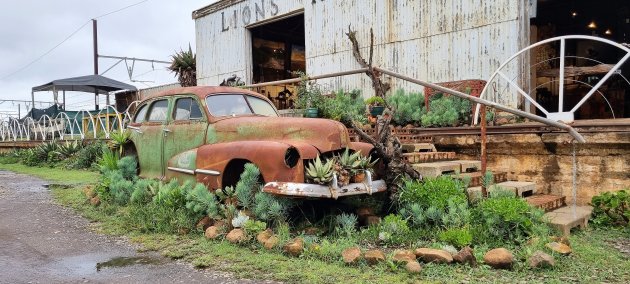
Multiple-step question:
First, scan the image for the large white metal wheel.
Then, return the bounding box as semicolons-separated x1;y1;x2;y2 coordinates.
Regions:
474;35;630;124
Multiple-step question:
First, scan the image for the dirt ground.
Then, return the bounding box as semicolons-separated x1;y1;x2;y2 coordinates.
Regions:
0;170;264;284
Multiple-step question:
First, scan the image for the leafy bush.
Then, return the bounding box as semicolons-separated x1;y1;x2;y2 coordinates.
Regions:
398;176;467;209
243;219;267;236
335;213;358;238
69;141;104;169
377;214;411;244
472;196;547;245
387;89;425;126
234;163;261;210
317;90;366;125
185;183;221;218
400;198;471;229
438;227;473;248
253;192;295;226
420;94;471;127
591;189;629;227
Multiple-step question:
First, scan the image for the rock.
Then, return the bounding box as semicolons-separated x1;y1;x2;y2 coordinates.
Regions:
263;236;279;250
483;248;514;269
551;236;571;246
196;216;211;230
529;251;555;269
405;261;422;274
546;242;572;255
342;247;362;264
89;196;100;206
453;246;477;267
364;249;386;265
283;238;304;257
256;229;273;244
213;220;226;229
392;249;416;264
204;226;220;239
356;207;374;217
83;186;96;198
303;227;319;236
414;248;453;264
225;228;246;244
496;117;509;125
365;215;381;226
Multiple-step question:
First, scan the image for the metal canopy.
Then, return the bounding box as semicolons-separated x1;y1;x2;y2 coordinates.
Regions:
32;74;137;94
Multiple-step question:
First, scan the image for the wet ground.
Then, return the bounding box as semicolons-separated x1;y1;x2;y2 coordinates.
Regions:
0;170;263;284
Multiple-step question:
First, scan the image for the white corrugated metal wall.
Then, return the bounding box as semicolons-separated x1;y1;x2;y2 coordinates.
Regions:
194;0;528;107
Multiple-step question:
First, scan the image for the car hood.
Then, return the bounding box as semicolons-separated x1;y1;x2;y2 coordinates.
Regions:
207;116;350;152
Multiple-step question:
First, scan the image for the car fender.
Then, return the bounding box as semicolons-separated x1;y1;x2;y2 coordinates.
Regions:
195;140;319;189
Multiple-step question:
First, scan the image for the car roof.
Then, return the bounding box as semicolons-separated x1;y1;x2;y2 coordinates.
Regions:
143;86;266;102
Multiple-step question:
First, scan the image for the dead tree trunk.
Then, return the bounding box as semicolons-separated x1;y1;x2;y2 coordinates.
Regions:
345;26;421;196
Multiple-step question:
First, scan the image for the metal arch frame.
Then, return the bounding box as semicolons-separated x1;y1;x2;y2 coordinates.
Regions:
474;35;630;124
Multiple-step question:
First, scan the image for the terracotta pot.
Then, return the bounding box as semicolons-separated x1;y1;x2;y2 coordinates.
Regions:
352;172;366;183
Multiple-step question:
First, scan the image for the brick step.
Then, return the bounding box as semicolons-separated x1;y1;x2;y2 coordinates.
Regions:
403;152;456;163
401;143;437;153
397;134;434;143
544;206;593;236
453;171;507;187
468;181;537;199
412;160;481;178
526;194;566;212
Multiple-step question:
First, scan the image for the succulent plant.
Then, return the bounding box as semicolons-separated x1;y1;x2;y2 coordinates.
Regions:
306;156;334;185
336;148;361;170
357;155;379;171
231;211;250;228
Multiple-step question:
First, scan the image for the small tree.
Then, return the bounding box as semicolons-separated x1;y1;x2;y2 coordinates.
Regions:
168;44;197;87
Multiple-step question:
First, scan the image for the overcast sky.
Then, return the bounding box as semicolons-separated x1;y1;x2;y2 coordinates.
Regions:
0;0;216;116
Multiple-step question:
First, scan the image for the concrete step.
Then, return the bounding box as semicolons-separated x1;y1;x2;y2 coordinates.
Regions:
412;161;461;178
453;171;507;187
452;160;481;173
526;194;566;212
467;181;536;199
401;143;437;153
544;206;593;236
403;152;456;163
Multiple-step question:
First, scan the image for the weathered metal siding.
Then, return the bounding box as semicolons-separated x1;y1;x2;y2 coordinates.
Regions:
194;0;527;107
304;0;525;106
195;0;305;86
138;83;181;101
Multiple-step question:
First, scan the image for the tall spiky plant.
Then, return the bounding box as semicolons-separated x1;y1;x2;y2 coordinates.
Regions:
168;44;197;87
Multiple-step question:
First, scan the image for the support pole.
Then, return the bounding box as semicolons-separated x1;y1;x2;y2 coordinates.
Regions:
31;91;34;118
480;104;488;198
63;90;66;110
93;19;99;111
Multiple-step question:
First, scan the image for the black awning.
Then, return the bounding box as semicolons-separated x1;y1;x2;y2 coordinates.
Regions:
32;74;137;94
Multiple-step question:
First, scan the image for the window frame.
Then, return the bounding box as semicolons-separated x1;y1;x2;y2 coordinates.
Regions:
145;99;170;123
205;93;279;118
172;96;205;122
132;103;149;124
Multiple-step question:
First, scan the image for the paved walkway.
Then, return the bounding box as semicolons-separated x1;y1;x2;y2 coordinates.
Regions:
0;170;258;284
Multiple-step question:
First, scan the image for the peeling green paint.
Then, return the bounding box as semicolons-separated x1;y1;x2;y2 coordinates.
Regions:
206;126;218;144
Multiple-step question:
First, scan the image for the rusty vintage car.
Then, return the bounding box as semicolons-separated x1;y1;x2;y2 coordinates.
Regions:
126;86;386;198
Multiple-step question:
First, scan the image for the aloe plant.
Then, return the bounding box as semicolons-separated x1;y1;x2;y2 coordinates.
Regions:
358;155;379;171
336;148;361;170
306;156;334;185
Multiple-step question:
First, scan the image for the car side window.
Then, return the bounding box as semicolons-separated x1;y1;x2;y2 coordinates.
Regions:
174;97;203;120
133;104;148;123
146;99;169;122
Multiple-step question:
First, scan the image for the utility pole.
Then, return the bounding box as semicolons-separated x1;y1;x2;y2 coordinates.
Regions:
93;19;99;110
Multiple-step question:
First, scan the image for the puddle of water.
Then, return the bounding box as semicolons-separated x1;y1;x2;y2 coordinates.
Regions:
96;256;166;272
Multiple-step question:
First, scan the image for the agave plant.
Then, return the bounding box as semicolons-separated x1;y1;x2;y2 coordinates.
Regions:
109;130;131;156
56;140;82;158
357;155;379;172
305;156;334;185
336;148;361;171
168;44;196;87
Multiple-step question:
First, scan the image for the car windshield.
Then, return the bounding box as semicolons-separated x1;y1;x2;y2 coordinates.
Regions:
206;94;278;117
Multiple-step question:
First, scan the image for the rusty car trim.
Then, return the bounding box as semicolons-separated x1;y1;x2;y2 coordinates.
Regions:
167;167;195;175
262;170;387;199
195;169;221;176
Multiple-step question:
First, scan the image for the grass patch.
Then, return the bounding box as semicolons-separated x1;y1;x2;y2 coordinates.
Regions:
0;163;98;185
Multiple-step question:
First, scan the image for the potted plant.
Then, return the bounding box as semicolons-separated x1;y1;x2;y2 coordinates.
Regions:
305;156;334;185
295;73;322;118
365;96;386;116
335;148;361;186
353;155;379;183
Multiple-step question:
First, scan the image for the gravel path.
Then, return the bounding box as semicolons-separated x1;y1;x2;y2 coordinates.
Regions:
0;170;263;284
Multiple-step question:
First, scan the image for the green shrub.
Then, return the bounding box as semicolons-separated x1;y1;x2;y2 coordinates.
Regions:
99;147;119;173
130;179;156;204
472;196;546;245
438;227;472;248
387;89;425;126
318;90;366;125
591;189;629;227
234;163;261;210
335;213;358;238
185;183;220;218
69;141;104;169
420;94;471;127
398;176;467;209
243;219;267;236
253;192;295;226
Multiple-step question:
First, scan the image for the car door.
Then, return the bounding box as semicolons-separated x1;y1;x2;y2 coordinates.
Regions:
129;98;171;179
163;95;208;182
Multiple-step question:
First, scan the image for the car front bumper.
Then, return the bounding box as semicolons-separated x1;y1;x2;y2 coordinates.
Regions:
262;171;387;199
